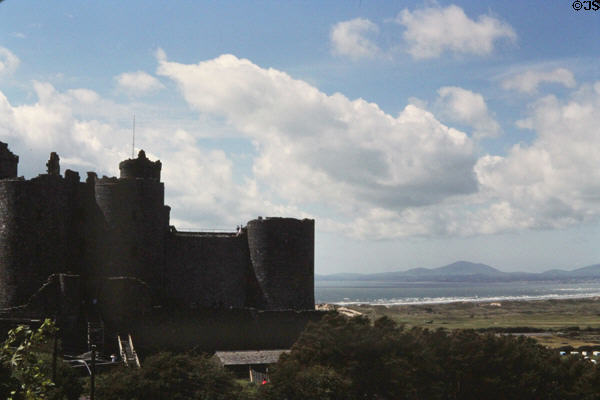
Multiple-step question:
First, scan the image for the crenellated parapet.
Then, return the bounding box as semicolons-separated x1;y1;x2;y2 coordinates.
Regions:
0;142;315;312
46;152;60;176
0;158;83;307
119;150;161;181
0;142;18;180
94;155;170;290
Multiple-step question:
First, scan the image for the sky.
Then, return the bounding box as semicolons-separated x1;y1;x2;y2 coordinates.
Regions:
0;0;599;274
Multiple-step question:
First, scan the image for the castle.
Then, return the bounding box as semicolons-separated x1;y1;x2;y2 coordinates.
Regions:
0;141;315;315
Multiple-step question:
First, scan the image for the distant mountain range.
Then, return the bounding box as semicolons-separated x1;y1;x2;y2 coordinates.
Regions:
316;261;600;283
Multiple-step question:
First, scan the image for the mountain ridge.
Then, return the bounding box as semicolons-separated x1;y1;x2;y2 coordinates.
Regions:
316;261;600;282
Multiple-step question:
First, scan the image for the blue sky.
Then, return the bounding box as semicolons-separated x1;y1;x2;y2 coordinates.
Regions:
1;0;599;274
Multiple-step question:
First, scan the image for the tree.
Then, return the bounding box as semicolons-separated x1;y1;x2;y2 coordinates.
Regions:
262;361;351;400
265;313;600;400
94;352;243;400
0;319;82;400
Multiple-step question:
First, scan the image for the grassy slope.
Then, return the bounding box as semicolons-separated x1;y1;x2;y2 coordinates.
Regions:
346;298;600;349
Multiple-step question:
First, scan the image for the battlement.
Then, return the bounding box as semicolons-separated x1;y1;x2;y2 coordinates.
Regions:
0;143;314;313
0;142;18;179
119;150;161;180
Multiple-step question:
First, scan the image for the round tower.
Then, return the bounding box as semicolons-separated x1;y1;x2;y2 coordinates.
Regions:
119;150;161;181
93;150;170;290
246;217;314;310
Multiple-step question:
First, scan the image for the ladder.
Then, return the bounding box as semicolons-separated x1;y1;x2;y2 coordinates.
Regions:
87;319;104;352
117;334;141;368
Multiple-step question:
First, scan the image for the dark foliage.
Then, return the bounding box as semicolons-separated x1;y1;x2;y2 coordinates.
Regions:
0;319;82;400
263;314;600;400
94;352;242;400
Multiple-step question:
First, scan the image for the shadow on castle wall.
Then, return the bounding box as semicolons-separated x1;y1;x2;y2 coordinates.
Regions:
0;143;319;353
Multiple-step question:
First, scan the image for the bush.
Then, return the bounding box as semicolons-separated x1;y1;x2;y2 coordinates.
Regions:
265;313;600;400
95;352;241;400
0;319;82;400
262;362;351;400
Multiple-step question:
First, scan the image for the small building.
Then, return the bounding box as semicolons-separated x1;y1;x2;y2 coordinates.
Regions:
214;349;290;383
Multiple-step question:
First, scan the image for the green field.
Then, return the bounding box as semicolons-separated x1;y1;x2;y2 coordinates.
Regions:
338;298;600;349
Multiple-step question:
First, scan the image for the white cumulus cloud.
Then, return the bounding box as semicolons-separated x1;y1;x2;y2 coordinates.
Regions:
0;81;280;229
501;67;576;94
474;82;600;232
156;51;478;231
5;52;599;241
0;81;126;170
397;5;516;59
0;47;20;77
436;86;500;139
115;71;164;95
330;18;380;60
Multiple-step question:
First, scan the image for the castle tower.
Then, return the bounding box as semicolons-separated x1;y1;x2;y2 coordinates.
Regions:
246;217;314;310
0;152;78;307
119;150;161;181
0;141;18;179
93;151;170;289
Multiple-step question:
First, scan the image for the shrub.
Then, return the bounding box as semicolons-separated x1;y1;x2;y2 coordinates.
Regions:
265;313;600;400
95;352;241;400
0;319;82;400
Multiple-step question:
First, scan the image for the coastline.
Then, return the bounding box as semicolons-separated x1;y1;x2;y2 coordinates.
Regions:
326;296;600;331
315;279;600;306
319;292;600;307
318;297;600;349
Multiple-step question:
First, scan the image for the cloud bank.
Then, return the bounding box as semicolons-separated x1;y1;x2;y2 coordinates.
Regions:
156;52;478;216
1;47;599;240
476;83;600;230
0;80;277;229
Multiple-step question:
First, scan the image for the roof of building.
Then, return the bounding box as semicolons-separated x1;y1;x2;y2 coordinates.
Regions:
214;349;289;366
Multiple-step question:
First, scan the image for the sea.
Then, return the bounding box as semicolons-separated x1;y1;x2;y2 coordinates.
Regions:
315;280;600;305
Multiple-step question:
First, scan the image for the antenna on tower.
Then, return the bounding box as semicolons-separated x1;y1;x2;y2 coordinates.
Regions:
132;113;135;159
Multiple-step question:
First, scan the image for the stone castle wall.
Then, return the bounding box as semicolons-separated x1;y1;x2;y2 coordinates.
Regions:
166;232;250;308
94;177;169;290
247;218;315;310
0;143;315;312
0;175;79;307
